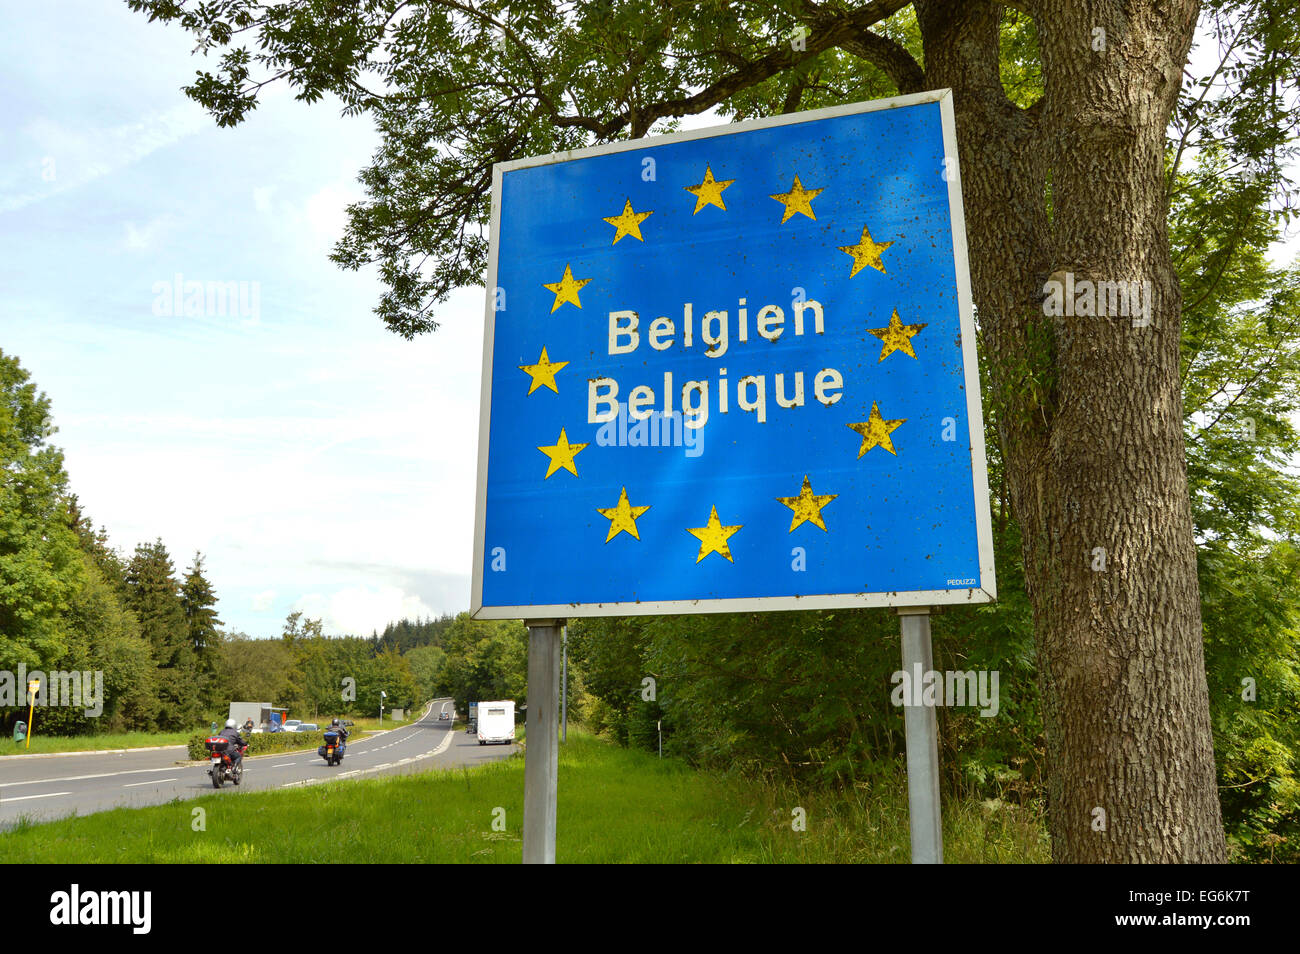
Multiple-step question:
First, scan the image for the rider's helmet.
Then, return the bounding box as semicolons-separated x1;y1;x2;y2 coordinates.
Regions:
331;718;340;726
225;718;237;728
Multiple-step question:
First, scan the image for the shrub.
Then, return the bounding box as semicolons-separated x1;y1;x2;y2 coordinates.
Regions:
188;728;356;760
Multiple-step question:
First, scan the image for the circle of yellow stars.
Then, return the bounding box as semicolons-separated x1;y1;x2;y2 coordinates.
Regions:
505;162;939;565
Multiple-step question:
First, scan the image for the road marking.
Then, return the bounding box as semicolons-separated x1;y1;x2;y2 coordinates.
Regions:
279;724;462;789
124;778;176;787
3;791;72;802
273;762;298;767
0;766;195;789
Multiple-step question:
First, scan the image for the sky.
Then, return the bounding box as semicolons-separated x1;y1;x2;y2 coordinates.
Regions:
1;6;1295;638
1;2;484;637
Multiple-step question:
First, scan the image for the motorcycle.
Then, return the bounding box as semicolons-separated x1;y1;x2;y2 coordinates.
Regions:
318;729;345;766
204;736;247;788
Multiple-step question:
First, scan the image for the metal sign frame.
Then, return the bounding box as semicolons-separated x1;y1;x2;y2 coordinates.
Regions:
472;89;995;620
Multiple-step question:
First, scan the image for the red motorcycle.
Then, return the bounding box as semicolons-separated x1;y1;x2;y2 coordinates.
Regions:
204;736;247;788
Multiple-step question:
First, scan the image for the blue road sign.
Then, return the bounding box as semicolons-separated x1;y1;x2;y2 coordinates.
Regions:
472;91;995;618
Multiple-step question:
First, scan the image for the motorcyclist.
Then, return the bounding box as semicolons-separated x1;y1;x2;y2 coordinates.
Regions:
217;718;247;768
318;722;345;764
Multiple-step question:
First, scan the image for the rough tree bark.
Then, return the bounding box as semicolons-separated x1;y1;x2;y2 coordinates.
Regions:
914;0;1226;862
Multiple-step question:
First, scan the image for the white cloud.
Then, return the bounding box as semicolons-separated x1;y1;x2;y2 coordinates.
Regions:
303;183;362;244
123;215;173;250
251;590;276;612
0;106;208;214
293;586;436;636
253;186;276;214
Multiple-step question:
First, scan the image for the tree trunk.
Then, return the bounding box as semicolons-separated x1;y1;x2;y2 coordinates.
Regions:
913;0;1226;861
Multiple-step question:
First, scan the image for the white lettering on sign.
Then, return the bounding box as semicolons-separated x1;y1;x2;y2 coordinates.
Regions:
592;297;842;432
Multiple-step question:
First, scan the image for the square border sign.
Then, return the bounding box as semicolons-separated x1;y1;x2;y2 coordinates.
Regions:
473;89;995;619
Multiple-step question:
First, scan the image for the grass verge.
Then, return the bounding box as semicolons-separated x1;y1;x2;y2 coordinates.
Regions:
0;729;1047;863
0;730;203;756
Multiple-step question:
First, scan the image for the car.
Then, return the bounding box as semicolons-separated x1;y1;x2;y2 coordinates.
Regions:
280;720;302;733
296;723;319;732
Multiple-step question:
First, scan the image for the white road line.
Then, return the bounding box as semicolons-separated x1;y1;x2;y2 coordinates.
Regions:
0;766;196;789
4;791;72;802
123;778;176;787
279;725;460;789
273;762;298;767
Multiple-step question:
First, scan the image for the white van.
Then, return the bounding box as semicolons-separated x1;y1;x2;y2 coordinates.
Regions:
476;700;515;745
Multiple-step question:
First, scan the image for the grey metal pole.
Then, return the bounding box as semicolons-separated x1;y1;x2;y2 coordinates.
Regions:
899;607;943;863
523;619;563;864
561;624;568;744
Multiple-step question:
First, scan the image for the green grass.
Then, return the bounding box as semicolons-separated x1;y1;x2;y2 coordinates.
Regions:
0;729;204;756
0;729;1048;863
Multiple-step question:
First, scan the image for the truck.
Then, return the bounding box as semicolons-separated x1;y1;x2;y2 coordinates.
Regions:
226;702;289;733
476;700;515;745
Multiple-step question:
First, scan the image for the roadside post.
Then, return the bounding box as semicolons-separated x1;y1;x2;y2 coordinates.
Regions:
472;90;995;864
561;624;568;744
899;607;942;863
26;678;39;749
522;619;563;863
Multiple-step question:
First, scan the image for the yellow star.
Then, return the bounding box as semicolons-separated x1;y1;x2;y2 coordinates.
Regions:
838;225;894;277
769;174;824;223
596;487;651;542
867;309;928;362
537;428;588;478
542;264;592;313
602;199;653;244
517;346;569;395
776;475;838;532
684;165;735;214
847;403;907;457
686;505;742;563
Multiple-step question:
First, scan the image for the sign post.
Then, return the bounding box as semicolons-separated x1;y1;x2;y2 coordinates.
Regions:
474;89;994;863
26;678;39;749
522;619;562;863
899;607;942;863
561;624;568;744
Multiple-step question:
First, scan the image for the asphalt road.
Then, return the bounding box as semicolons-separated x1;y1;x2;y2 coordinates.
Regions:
0;698;518;828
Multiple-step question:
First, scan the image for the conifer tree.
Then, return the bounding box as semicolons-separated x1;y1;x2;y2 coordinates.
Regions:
181;551;223;708
126;540;200;727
